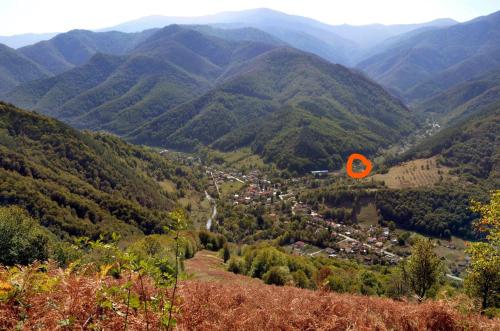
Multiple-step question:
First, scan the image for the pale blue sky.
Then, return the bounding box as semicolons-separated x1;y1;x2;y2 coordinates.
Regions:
1;0;499;35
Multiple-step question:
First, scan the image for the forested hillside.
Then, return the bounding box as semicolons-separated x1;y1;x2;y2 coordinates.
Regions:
403;101;499;185
0;44;49;95
18;29;158;75
130;47;415;173
5;26;279;135
0;102;202;238
358;10;500;102
415;67;500;124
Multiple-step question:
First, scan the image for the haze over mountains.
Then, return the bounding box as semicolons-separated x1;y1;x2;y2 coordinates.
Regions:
2;8;457;66
359;10;500;103
102;8;457;65
0;7;499;174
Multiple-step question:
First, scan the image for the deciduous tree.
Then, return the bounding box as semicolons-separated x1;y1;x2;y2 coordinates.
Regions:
465;190;500;311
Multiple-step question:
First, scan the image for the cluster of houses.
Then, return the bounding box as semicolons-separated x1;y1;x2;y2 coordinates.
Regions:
233;182;276;205
206;168;282;206
290;217;401;265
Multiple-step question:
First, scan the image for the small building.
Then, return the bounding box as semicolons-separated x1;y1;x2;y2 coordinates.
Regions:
311;170;329;176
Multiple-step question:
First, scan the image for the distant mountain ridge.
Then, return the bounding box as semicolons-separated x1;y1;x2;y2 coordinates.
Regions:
17;29;158;75
101;8;457;66
358;10;500;102
0;44;50;95
0;8;456;67
0;32;58;49
5;25;280;135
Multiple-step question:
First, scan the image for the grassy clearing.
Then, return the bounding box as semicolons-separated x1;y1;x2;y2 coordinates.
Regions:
179;192;212;229
219;148;265;169
159;179;177;193
372;157;456;189
184;250;262;285
356;200;379;228
219;180;245;197
434;236;468;276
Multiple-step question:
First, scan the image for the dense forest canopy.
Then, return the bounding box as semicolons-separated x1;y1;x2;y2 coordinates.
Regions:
0;102;202;238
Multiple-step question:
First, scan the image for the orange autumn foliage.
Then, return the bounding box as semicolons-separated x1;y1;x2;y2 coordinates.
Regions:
0;263;499;330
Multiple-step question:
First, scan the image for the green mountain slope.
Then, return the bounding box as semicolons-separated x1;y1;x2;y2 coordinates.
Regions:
0;102;199;238
18;29;157;75
403;102;499;185
130;48;416;173
0;44;49;95
415;67;500;124
358;10;500;102
4;26;278;136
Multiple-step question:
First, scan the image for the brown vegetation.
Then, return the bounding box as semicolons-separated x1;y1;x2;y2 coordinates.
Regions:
177;281;499;331
0;256;498;330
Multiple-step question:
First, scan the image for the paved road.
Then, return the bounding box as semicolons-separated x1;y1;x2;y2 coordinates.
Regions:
227;175;245;183
446;273;464;282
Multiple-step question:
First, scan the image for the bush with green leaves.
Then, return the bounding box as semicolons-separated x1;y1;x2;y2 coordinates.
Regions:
0;206;49;266
227;256;246;274
359;271;384;296
263;266;292;286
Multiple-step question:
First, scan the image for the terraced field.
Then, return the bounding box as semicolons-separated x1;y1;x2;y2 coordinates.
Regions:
372;157;456;189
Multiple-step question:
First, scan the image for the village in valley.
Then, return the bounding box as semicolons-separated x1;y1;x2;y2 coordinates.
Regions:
206;165;412;267
161;149;470;279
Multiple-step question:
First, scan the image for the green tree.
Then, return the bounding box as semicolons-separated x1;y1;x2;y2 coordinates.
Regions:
228;256;246;274
291;270;310;288
359;271;383;296
0;206;49;265
263;266;292;286
401;238;443;301
465;191;500;311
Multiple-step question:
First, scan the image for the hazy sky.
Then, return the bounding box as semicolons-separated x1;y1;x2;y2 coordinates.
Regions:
1;0;499;35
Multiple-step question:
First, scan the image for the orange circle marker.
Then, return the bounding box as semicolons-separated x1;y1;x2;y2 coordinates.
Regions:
346;153;372;179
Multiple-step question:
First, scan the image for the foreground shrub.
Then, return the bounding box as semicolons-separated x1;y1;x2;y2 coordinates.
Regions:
0;262;177;330
227;257;246;274
262;266;292;286
0;206;49;266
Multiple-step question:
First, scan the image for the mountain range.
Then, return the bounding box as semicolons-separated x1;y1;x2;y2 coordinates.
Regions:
0;43;50;95
3;24;416;173
0;8;499;175
358;10;500;104
1;8;457;66
128;47;415;172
